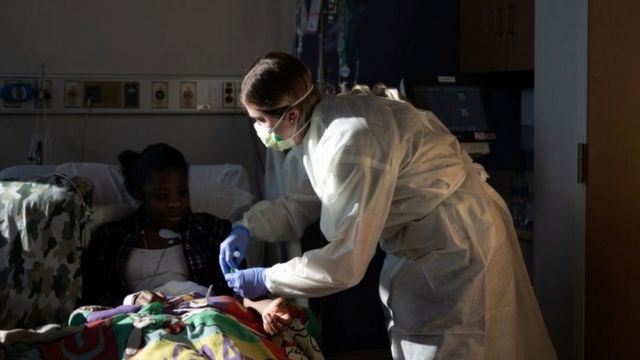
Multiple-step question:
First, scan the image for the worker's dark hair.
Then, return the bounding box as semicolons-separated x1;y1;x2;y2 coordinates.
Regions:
240;52;322;120
118;143;189;199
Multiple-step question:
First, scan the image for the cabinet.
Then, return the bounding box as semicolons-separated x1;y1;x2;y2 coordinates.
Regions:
460;0;533;73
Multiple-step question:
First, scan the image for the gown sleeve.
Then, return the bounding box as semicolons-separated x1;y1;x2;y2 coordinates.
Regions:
265;117;399;297
241;147;321;243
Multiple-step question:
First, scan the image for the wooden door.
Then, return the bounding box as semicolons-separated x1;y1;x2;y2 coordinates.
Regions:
586;0;640;358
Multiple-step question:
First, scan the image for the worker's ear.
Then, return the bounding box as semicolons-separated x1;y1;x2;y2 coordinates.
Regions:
287;108;300;124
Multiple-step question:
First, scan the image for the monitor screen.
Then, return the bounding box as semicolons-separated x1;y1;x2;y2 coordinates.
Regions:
404;77;494;142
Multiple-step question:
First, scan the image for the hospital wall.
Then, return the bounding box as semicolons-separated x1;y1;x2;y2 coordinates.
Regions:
0;0;296;193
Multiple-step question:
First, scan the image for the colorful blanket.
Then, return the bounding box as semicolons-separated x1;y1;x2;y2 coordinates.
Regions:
0;295;323;360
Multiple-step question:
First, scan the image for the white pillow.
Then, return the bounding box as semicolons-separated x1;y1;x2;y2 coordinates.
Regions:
89;204;134;228
190;164;255;220
56;162;255;222
190;164;252;193
55;162;138;207
189;180;254;221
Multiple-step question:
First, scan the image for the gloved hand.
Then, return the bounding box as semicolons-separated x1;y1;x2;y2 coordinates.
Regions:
219;224;250;274
225;267;269;299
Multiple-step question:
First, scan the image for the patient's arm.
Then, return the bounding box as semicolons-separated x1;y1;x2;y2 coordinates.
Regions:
244;297;293;335
126;290;168;306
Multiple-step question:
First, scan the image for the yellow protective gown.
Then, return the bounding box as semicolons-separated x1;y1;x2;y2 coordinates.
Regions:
248;94;556;359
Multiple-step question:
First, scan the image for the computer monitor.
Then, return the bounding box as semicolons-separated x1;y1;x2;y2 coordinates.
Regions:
402;76;495;143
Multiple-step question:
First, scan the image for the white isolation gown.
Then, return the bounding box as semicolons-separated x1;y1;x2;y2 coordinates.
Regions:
240;145;320;244
244;94;556;359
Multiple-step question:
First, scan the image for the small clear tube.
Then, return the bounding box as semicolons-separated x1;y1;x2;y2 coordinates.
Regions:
230;251;241;273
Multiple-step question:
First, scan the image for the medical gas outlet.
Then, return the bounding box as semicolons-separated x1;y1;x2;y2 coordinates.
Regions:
180;81;197;109
151;81;169;108
64;81;83;108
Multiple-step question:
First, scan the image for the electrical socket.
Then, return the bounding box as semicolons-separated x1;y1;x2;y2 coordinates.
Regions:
180;81;197;108
221;80;243;110
64;81;83;108
221;81;236;108
151;81;169;108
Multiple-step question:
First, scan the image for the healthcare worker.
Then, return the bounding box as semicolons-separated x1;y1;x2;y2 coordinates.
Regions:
220;52;556;359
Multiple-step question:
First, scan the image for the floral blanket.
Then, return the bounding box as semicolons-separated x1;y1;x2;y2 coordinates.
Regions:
0;295;323;360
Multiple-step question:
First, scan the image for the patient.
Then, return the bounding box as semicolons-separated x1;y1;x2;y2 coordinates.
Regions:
82;143;290;334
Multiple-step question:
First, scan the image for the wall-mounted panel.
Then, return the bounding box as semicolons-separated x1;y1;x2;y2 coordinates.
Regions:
0;75;244;114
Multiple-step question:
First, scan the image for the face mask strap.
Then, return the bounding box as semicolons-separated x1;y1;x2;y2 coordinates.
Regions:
268;85;315;135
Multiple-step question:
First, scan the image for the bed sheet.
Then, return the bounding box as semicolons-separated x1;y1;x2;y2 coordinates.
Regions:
0;294;323;360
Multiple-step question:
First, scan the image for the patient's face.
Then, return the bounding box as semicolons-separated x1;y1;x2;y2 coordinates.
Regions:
141;168;190;229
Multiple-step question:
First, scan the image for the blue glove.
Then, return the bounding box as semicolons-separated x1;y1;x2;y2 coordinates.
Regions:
225;267;269;299
219;224;250;275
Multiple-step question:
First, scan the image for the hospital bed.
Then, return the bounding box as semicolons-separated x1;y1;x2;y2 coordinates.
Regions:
0;163;322;359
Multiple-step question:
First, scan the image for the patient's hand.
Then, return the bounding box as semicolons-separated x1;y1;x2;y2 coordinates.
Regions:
132;290;168;306
262;297;292;335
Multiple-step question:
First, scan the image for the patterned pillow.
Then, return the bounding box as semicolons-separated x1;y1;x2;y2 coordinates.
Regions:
0;175;92;329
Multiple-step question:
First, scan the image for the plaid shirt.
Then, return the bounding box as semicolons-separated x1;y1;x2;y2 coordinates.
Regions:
82;208;233;307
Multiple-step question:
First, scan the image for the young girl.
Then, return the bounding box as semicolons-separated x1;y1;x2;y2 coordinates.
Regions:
82;143;290;334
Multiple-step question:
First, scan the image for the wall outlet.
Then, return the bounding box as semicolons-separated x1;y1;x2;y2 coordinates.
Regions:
180;81;197;108
151;81;169;108
221;81;237;108
64;81;83;108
